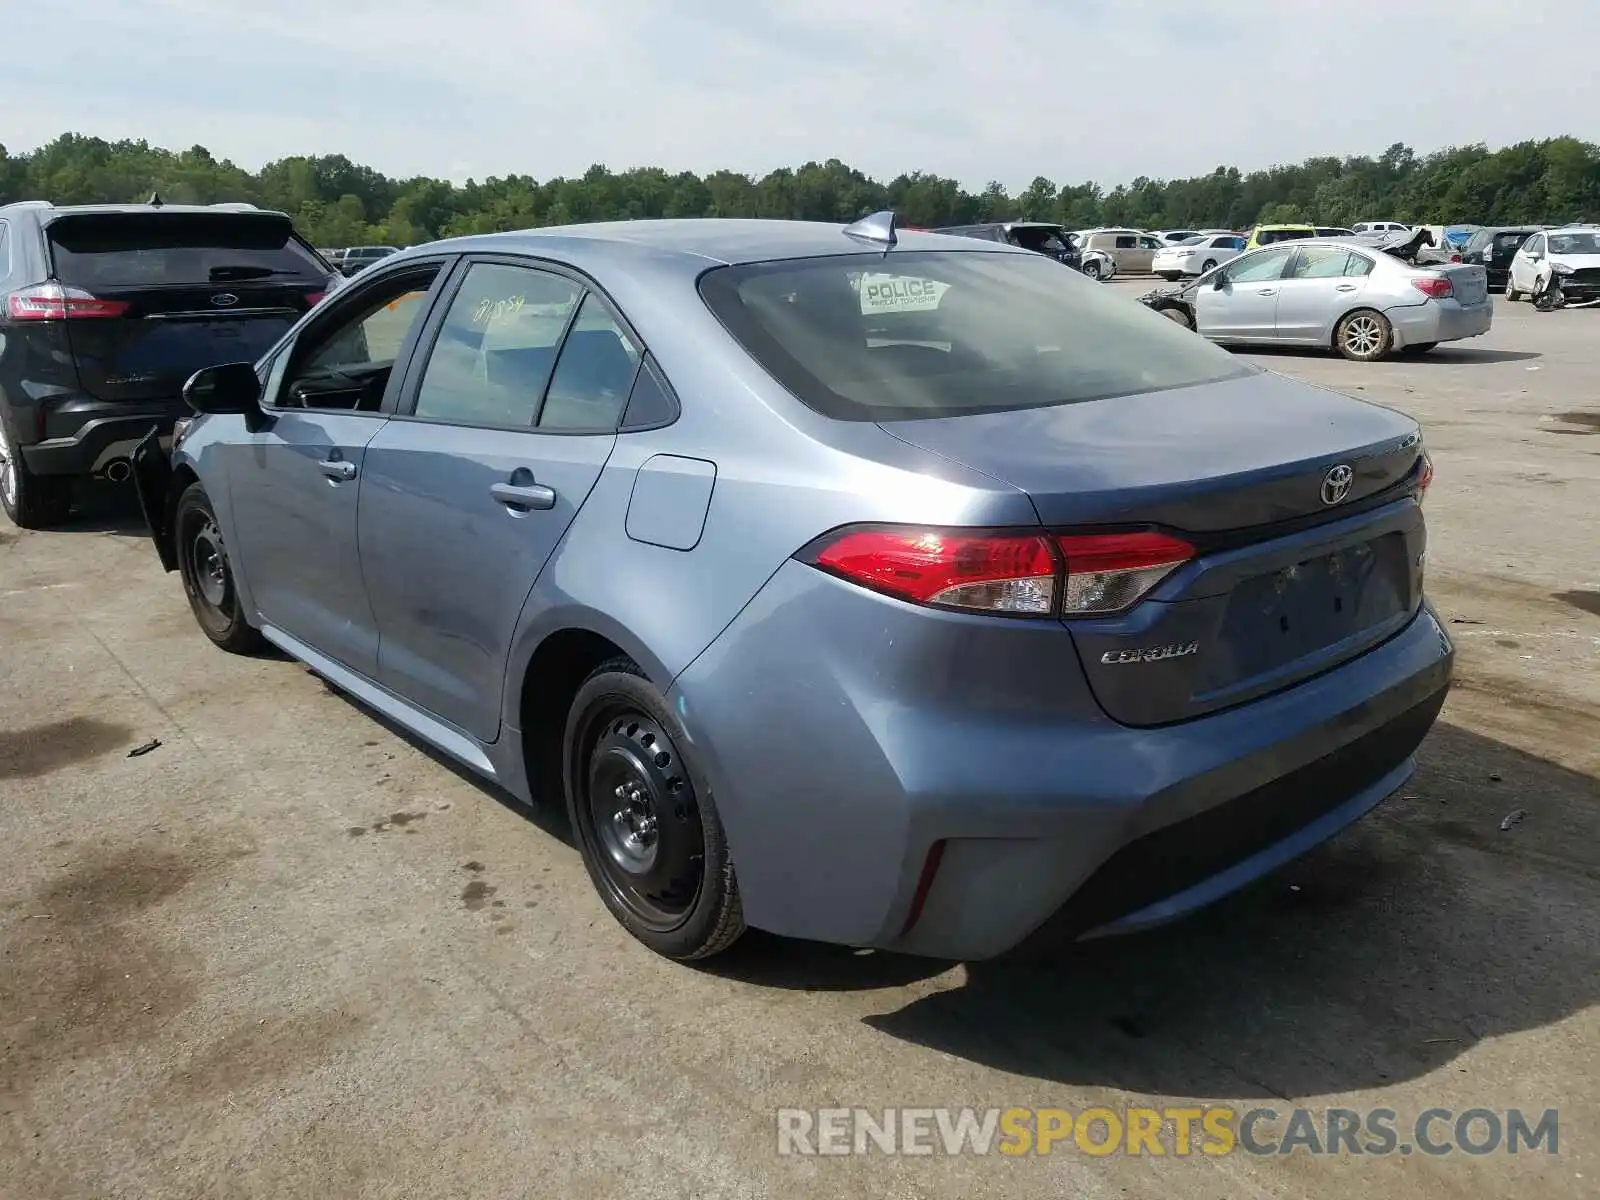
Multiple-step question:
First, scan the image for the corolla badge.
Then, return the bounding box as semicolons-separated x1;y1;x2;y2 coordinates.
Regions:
1101;642;1199;665
210;292;239;307
1320;463;1355;506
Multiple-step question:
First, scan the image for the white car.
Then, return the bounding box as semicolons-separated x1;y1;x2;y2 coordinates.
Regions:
1152;232;1246;280
1353;221;1411;235
1148;229;1201;245
1504;226;1600;301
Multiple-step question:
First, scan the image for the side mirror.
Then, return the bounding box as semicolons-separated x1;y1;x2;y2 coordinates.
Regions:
1211;271;1229;290
183;362;263;418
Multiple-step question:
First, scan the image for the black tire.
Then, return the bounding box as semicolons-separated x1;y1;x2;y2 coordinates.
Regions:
1334;309;1393;361
1155;302;1195;330
564;659;745;960
1081;260;1102;281
0;419;73;529
1201;259;1218;274
1504;278;1522;302
173;482;264;654
1399;342;1438;356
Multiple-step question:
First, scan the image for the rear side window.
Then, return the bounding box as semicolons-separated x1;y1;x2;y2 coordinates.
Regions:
1114;235;1136;249
47;213;326;289
412;262;583;428
538;293;643;430
698;249;1252;422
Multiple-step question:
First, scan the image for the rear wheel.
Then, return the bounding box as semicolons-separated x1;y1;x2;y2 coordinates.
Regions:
0;421;73;529
174;482;264;654
1200;259;1218;274
1335;309;1393;361
564;660;745;960
1081;259;1102;281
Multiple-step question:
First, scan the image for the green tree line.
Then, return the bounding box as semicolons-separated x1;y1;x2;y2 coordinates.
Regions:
3;132;1598;248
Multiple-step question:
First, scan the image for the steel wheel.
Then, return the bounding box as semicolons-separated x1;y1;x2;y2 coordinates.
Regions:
1336;311;1391;361
579;707;705;932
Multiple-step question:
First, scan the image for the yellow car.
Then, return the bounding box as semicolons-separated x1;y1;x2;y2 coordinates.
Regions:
1245;224;1317;250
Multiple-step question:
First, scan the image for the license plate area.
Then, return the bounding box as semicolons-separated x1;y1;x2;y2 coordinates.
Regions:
1205;534;1410;683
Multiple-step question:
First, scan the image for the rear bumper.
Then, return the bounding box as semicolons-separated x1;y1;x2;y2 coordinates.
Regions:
673;560;1453;960
1387;300;1491;348
19;399;187;476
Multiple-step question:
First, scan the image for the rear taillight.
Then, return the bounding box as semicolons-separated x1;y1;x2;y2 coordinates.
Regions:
305;291;327;307
6;283;130;320
1410;276;1454;299
1054;531;1195;614
1415;450;1433;503
805;526;1195;617
1449;253;1462;263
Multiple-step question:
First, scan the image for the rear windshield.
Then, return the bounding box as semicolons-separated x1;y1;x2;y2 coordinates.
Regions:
48;213;327;289
698;249;1253;422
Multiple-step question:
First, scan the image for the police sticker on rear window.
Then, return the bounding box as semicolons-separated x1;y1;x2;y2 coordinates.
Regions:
858;274;948;314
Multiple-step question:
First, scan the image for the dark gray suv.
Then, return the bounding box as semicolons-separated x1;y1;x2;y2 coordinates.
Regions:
0;199;336;526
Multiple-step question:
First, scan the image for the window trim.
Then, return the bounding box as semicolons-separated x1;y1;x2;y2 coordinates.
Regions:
260;254;457;417
391;251;667;437
1224;246;1295;284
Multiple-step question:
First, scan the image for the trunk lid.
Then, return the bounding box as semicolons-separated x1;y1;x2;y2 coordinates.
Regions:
1437;262;1489;306
881;370;1428;725
45;211;331;403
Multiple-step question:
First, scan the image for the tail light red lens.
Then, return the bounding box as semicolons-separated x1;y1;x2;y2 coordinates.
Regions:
806;526;1195;617
1410;276;1454;299
305;291;327;307
6;283;130;320
812;528;1058;614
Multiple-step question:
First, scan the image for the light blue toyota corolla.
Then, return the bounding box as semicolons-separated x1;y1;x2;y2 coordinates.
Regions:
131;214;1452;963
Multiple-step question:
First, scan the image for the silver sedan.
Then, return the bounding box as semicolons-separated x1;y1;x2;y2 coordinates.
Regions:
1142;239;1493;360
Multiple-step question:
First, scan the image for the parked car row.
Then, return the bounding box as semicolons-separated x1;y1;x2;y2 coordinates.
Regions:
117;210;1450;965
321;244;402;276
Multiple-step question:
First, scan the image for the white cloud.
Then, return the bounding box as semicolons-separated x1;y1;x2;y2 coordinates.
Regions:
5;0;1598;190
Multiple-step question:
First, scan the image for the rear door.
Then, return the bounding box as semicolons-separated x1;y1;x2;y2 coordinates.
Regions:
357;258;637;741
1194;246;1293;340
43;211;331;404
1274;246;1371;342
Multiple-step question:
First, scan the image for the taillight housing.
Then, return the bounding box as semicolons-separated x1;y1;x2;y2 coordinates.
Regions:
5;282;130;320
305;291;327;307
1415;449;1433;503
804;526;1195;618
1410;275;1454;299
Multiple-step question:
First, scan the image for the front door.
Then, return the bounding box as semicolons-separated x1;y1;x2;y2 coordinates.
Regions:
1274;246;1374;342
1511;233;1545;292
1194;246;1294;341
358;259;644;741
224;261;447;673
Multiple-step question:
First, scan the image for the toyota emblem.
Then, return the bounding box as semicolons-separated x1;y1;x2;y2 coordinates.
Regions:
210;292;239;307
1320;463;1355;506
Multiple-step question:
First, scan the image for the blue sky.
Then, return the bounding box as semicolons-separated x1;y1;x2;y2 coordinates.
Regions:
9;0;1599;190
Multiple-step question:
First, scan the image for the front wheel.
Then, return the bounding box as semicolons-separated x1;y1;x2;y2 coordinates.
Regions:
1081;260;1102;281
564;661;745;960
1335;309;1393;361
1504;277;1522;301
174;482;264;654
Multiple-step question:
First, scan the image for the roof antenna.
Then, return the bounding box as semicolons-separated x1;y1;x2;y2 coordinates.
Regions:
148;191;165;208
842;210;898;257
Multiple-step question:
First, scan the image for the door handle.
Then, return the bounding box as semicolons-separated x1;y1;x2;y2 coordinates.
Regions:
1257;288;1278;296
1335;284;1358;292
491;480;557;512
318;458;358;482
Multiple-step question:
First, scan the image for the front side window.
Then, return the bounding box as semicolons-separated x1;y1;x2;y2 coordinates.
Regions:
277;266;440;412
412;262;583;428
698;249;1252;423
1226;248;1294;283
